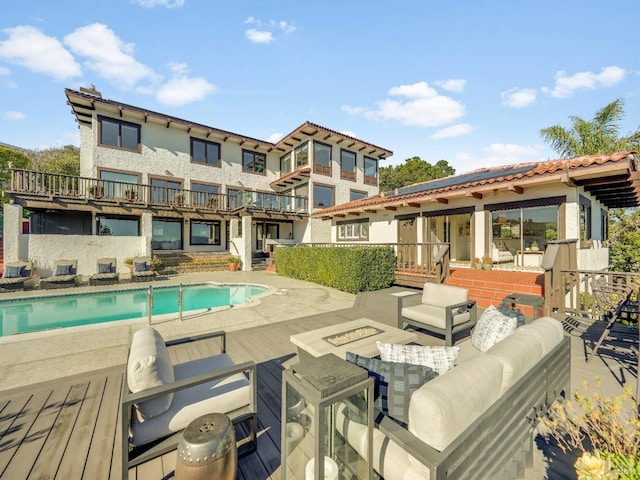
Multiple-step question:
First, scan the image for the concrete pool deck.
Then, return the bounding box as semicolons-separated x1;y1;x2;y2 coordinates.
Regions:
0;271;356;391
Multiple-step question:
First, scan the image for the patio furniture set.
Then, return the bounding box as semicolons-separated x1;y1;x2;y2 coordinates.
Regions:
120;280;571;479
0;256;156;292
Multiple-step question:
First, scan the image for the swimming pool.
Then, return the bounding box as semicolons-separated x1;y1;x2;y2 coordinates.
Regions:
0;283;268;336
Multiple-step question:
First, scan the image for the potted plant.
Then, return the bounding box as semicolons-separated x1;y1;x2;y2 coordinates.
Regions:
481;256;493;270
228;255;240;271
124;257;134;273
124;189;137;201
474;257;482;269
174;193;184;206
88;185;103;198
149;255;161;272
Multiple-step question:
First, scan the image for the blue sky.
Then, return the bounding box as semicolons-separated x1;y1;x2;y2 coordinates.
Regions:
1;0;639;173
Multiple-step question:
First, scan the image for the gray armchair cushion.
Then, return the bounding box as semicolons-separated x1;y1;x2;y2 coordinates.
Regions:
4;265;24;278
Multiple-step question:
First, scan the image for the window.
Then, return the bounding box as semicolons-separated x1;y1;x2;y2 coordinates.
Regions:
191;138;220;166
96;216;139;236
601;210;609;241
340;149;356;181
227;188;242;209
313;141;332;175
99;169;139;198
242;150;266;174
295;143;308;168
98;116;140;151
152;219;183;250
313;183;334;208
150;177;182;204
364;156;378;185
337;219;369;241
191;182;220;208
191;221;221;245
579;197;592;242
350;190;367;201
280;152;292;174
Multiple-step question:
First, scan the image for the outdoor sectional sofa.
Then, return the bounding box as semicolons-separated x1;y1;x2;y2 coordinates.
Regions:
337;316;570;480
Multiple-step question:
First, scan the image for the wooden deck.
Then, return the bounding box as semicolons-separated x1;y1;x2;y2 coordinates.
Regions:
0;300;383;480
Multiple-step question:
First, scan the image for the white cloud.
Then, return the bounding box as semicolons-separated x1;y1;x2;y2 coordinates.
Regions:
543;65;626;99
345;82;465;128
429;123;474;139
279;21;296;34
501;87;537;108
245;29;274;44
0;66;9;75
64;23;157;90
4;111;25;120
340;130;357;138
132;0;185;7
0;25;81;80
267;132;284;143
434;79;466;93
452;143;546;173
156;75;216;106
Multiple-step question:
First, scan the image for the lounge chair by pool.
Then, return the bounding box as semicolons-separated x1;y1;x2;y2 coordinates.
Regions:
131;256;157;282
89;258;120;286
0;261;37;291
40;259;78;289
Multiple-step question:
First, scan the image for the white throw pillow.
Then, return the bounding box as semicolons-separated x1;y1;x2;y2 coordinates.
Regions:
376;341;460;375
471;305;517;352
127;327;175;420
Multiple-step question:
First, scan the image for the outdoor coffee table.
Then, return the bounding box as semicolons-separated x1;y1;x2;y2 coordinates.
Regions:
290;318;417;361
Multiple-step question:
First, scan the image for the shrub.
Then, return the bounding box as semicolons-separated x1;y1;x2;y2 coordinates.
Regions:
274;246;396;294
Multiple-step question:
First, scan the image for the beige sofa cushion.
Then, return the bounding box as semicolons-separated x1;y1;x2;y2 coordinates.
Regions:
127;327;175;420
408;352;503;454
517;317;565;356
486;327;543;396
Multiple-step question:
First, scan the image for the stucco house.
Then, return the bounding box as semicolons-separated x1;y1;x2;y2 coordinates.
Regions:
312;152;640;272
3;87;392;274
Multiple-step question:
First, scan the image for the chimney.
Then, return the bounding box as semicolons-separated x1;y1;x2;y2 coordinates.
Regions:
79;84;102;98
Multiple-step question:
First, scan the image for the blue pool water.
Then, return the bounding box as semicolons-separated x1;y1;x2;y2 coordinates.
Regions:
0;283;267;336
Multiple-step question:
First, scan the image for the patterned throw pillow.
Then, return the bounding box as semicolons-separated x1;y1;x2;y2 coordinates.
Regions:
346;351;438;426
471;305;518;352
98;262;112;274
134;261;149;272
4;265;24;278
376;341;460;375
55;264;72;276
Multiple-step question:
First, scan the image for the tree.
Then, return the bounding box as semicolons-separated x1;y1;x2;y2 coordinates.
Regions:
0;146;30;189
27;145;80;176
540;99;640;158
379;157;455;192
608;208;640;272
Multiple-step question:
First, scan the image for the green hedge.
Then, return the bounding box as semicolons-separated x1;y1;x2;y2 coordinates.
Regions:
274;246;396;294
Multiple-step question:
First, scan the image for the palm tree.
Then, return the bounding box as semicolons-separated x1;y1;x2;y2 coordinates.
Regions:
540;99;640;158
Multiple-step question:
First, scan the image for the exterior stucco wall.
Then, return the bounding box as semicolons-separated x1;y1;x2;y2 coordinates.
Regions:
26;234;149;276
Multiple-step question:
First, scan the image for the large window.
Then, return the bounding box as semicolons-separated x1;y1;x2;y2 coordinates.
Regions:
313;141;331;175
340;149;356;181
99;169;139;199
337;219;369;241
191;182;220;208
96;216;139;236
242;150;266;174
191;221;221;245
280;152;292;174
364;156;378;185
152;219;182;250
350;190;367;201
98;116;140;151
191;138;221;166
313;183;334;208
579;196;592;242
295;143;308;168
150;177;182;204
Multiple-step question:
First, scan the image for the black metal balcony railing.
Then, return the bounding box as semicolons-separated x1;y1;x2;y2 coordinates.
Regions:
9;169;308;214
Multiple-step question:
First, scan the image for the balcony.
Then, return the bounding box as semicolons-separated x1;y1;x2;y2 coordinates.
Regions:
8;169;308;216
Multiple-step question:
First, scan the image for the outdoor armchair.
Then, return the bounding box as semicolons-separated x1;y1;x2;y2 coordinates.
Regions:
131;256;156;282
121;328;257;478
398;282;477;346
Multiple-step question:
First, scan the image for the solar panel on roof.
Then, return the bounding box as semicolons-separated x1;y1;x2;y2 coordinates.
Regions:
395;164;535;196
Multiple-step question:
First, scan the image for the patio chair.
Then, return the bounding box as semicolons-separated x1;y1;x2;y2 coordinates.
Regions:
0;261;37;291
40;259;78;289
89;258;119;286
398;282;477;346
131;256;156;282
121;328;257;478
